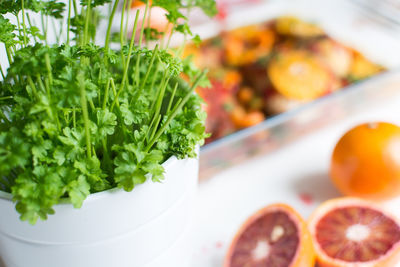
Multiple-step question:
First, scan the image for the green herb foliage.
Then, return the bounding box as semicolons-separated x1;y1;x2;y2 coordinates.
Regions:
0;0;216;224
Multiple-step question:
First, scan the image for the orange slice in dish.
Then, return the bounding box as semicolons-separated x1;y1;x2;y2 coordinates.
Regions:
349;52;384;80
309;197;400;267
224;203;315;267
275;16;324;38
268;50;332;101
225;25;275;66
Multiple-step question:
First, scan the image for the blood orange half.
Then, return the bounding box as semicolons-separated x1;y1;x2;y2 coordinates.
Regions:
309;198;400;267
224;203;315;267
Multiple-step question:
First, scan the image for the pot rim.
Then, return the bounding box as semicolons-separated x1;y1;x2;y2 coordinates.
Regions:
0;155;179;203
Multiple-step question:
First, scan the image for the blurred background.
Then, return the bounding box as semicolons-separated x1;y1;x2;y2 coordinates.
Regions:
179;0;400;178
180;1;400;266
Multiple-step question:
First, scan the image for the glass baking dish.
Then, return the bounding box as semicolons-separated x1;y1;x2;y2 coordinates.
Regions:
194;0;400;179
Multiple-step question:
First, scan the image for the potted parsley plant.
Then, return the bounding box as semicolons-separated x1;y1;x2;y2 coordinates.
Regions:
0;0;216;267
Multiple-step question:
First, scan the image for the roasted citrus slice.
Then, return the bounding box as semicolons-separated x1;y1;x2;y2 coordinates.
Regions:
313;39;353;77
230;106;265;129
309;198;400;267
275;16;324;38
331;122;400;200
349;52;384;80
268;50;332;101
224;25;275;66
224;203;315;267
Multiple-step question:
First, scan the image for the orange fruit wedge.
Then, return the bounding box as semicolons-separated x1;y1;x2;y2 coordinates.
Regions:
309;197;400;267
224;203;315;267
331;122;400;200
268;50;332;101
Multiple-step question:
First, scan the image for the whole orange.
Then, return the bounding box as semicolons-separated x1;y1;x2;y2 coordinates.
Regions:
330;122;400;200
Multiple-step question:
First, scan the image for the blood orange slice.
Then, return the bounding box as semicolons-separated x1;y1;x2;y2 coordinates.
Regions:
224;203;315;267
309;198;400;267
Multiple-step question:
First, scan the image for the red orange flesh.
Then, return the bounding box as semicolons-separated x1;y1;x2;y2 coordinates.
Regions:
224;203;315;267
309;198;400;267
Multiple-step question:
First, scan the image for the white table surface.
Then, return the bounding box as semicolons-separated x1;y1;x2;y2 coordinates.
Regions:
192;89;400;267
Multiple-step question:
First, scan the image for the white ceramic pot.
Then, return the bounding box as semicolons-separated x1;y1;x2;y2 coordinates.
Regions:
0;155;198;267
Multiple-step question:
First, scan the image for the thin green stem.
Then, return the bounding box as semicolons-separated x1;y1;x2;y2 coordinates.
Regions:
45;54;53;86
148;114;161;142
166;82;178;114
0;65;5;80
120;0;128;47
5;47;13;64
145;111;157;141
21;0;28;46
36;74;46;93
101;139;111;168
41;14;48;45
72;0;78;15
150;68;160;93
51;18;60;44
61;107;81;112
59;20;64;43
145;71;205;152
16;13;22;42
165;27;175;50
97;68;102;104
78;72;92;158
63;111;69;124
73;109;76;128
44;79;54;119
27;76;38;98
9;45;16;56
102;79;111;109
88;99;95;110
124;0;133;41
152;75;170;122
110;10;140;112
84;0;92;45
177;34;188;58
6;46;18;83
146;70;169;144
104;0;120;51
26;14;38;43
149;65;166;112
138;44;158;92
5;46;13;64
44;54;61;131
67;0;72;44
119;0;129;70
110;78;120;109
134;0;149;86
0;96;12;101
